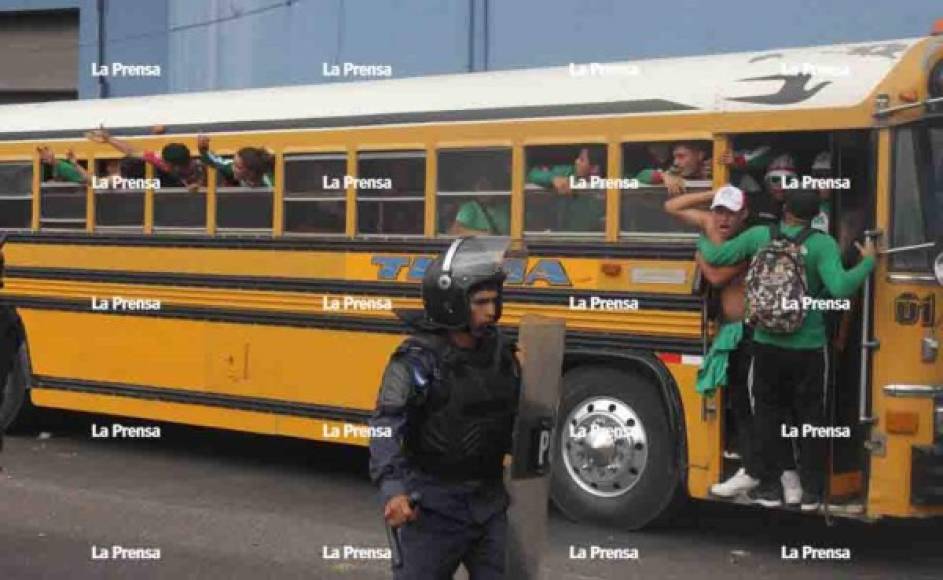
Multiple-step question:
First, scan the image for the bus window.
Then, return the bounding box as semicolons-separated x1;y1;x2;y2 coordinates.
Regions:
891;125;934;271
524;144;605;237
40;154;87;231
620;141;709;237
437;148;511;236
93;157;146;230
216;154;274;232
154;184;206;233
357;151;425;236
284;153;347;235
0;162;33;229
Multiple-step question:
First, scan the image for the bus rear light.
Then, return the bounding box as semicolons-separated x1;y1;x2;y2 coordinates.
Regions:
898;90;918;103
886;410;919;435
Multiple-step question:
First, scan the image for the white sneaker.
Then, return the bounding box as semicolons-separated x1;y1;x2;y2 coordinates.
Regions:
781;470;802;506
710;467;759;498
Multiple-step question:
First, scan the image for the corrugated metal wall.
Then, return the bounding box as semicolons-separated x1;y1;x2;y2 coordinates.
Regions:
0;9;78;103
1;0;941;100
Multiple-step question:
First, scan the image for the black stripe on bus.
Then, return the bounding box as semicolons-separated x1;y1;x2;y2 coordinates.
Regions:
0;99;699;141
4;232;697;259
33;375;372;424
2;294;702;353
6;266;702;312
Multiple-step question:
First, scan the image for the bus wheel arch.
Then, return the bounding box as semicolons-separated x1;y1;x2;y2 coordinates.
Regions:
550;351;688;529
0;316;35;432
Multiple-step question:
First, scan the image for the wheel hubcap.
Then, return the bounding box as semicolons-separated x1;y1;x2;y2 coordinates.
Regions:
561;396;648;498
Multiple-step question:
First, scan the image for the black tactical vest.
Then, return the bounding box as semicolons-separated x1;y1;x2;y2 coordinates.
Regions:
399;330;519;481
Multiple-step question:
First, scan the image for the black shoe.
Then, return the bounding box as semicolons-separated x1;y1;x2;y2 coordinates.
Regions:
747;482;783;507
800;492;821;512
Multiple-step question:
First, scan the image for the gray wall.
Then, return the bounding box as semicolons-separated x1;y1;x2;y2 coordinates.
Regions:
1;0;941;100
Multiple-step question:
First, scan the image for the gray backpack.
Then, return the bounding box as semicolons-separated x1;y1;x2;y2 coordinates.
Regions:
745;224;818;334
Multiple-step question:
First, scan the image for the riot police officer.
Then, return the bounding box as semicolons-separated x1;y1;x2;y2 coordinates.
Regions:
369;237;520;579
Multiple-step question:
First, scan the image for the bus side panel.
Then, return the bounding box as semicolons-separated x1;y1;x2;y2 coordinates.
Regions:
668;362;721;500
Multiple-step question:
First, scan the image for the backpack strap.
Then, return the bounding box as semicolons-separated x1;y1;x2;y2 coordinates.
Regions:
769;223;781;240
794;226;819;246
473;199;501;235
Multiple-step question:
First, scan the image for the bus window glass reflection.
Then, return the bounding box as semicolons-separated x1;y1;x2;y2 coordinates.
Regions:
0;162;33;229
284;153;347;235
357;151;425;236
438;148;511;236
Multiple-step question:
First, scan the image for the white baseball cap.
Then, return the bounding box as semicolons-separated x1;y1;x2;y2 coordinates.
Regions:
710;185;745;212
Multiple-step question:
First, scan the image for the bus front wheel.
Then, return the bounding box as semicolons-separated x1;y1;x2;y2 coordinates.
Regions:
550;366;682;529
0;345;33;432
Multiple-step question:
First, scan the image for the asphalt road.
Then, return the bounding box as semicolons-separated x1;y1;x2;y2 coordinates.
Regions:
1;410;941;580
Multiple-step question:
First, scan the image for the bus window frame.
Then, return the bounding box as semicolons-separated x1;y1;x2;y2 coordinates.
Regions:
521;139;609;241
37;151;89;232
354;148;427;239
209;149;276;236
435;145;514;239
0;157;36;232
888;121;937;274
152;184;208;235
90;154;146;233
215;185;276;235
282;151;349;238
617;135;716;242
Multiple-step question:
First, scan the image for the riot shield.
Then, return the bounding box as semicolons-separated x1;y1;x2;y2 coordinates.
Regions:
505;314;565;580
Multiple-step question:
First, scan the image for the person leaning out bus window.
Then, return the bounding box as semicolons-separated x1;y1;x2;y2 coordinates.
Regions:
635;141;711;195
37;146;89;185
526;147;605;231
196;134;274;188
86;127;206;192
526;147;600;194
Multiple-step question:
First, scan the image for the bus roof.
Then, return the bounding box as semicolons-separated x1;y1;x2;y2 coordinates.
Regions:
0;37;924;139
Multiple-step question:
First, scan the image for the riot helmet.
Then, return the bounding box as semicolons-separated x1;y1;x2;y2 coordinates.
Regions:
421;237;509;329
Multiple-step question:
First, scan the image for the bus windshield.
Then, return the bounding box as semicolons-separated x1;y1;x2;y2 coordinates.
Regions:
928;120;943;240
890;119;943;271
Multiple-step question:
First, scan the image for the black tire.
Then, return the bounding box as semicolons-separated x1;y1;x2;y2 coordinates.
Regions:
550;366;683;529
0;344;34;432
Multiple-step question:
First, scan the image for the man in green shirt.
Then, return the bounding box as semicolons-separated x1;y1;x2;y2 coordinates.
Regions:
525;148;604;232
452;198;510;235
38;146;88;184
699;188;875;511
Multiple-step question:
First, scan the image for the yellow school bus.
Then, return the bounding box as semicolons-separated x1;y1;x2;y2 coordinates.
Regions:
1;27;942;529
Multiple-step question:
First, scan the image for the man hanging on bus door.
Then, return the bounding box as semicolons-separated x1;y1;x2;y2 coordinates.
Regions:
368;237;521;579
664;185;767;499
698;188;876;510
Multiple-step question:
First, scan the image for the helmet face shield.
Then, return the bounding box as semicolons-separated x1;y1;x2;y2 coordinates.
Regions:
422;237;510;329
442;236;510;285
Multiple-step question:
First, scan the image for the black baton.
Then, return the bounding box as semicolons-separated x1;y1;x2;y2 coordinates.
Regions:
385;491;422;569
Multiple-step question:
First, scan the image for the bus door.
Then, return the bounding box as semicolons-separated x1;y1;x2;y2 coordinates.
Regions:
867;120;943;518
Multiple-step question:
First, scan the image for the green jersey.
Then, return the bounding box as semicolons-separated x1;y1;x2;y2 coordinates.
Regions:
699;222;874;349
